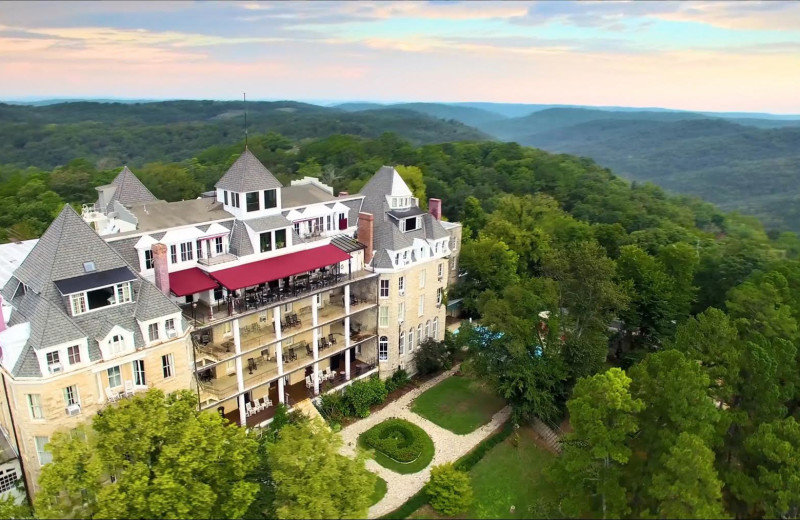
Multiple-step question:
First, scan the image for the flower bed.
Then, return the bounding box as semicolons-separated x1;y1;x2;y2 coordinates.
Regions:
358;418;435;474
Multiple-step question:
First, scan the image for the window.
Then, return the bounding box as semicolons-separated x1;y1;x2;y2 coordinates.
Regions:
67;345;81;365
451;257;457;270
425;320;431;339
0;469;18;493
417;324;422;345
109;335;125;355
419;269;426;288
418;295;424;317
379;305;389;328
196;240;202;259
275;229;287;249
180;242;193;262
402;217;420;232
398;302;405;323
394;253;400;265
215;236;224;254
232;192;240;208
260;232;272;253
27;394;43;420
246;191;260;212
35;436;52;466
379;336;388;361
144;250;154;270
116;282;132;304
165;318;176;337
162;353;175;378
399;331;405;355
408;328;414;352
170;244;178;264
379;280;389;298
107;366;122;388
438;263;444;281
64;385;79;406
293;222;300;236
398;276;405;295
223;190;229;205
70;293;86;315
133;359;146;386
264;189;277;209
437;287;443;306
148;322;159;342
433;317;439;340
46;351;60;371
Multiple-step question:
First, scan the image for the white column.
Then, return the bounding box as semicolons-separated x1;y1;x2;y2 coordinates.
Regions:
312;302;320;394
344;284;351;314
274;307;285;404
233;318;246;426
345;315;351;380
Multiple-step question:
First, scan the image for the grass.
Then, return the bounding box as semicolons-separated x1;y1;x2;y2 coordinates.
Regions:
359;418;435;474
393;426;555;519
411;375;506;434
370;476;388;506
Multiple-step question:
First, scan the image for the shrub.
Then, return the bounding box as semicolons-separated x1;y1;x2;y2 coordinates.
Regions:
391;367;411;388
362;419;426;462
319;391;349;423
345;375;387;417
384;377;398;394
426;463;474;516
414;338;453;375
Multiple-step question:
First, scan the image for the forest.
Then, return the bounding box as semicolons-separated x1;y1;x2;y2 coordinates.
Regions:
3;126;800;518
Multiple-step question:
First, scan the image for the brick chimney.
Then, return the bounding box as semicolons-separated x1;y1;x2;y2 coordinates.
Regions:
152;243;171;296
338;191;349;198
429;198;442;221
358;212;374;265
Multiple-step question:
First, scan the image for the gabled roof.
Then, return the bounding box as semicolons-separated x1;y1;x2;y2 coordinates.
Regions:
103;166;158;207
228;220;254;257
215;149;283;193
244;215;292;233
13;205;131;296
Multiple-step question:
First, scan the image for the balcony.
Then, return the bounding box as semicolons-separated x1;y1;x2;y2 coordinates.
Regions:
197;253;238;267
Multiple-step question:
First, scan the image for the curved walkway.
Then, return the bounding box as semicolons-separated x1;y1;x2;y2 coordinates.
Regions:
339;366;511;518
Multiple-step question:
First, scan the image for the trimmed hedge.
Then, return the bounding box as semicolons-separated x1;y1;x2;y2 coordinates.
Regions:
363;419;424;463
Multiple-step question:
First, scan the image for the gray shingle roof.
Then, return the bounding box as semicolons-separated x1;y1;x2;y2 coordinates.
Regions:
228;220;254;256
103;166;158;207
244;215;292;233
134;280;182;322
109;237;141;271
340;198;364;227
215;149;282;193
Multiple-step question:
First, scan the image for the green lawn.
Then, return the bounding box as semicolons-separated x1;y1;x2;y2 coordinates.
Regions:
370;476;388;506
411;376;506;434
358;419;435;474
405;428;554;519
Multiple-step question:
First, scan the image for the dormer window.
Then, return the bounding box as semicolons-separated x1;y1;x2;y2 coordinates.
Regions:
401;217;420;232
264;189;277;209
109;335;125;355
67;281;135;316
246;192;260;212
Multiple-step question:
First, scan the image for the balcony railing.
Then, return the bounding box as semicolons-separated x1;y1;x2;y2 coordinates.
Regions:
197;253;238;267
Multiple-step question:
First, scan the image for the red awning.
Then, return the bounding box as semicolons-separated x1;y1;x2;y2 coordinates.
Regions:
209;244;351;291
170;268;219;297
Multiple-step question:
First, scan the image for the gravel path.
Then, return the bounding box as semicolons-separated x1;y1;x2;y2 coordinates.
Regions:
339;366;512;518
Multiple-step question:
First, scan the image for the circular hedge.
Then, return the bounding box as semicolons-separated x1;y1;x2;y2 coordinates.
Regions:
358;418;434;474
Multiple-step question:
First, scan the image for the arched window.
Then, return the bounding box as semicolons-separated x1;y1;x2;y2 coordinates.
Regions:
425;320;431;339
399;331;405;355
417;324;422;345
408;327;415;352
109;334;125;355
379;336;388;361
433;317;439;340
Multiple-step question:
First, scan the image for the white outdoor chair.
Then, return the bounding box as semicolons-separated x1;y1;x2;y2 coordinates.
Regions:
245;402;254;417
123;380;135;397
255;398;266;412
264;397;273;408
305;376;313;389
105;387;120;403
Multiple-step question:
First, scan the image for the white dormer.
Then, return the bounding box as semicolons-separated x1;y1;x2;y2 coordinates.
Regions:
215;149;283;220
36;338;91;377
99;325;135;360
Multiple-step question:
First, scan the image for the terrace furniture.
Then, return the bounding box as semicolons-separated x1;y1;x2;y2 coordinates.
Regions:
105;387;120;403
123;380;135;397
264;397;273;408
287;348;297;362
200;332;211;345
247;358;257;373
222;340;233;353
306;343;313;356
320;337;329;350
328;333;337;345
245;402;254;417
305;376;313;389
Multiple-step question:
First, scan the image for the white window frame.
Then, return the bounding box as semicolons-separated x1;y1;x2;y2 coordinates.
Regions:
180;241;193;262
438;263;444;281
68;281;133;316
148;322;159;342
408;328;414;352
419;269;426;288
27;394;44;420
133;359;146;387
46;351;60;371
67;345;81;365
35;436;52;466
116;282;132;304
425;320;431;339
215;236;224;254
70;293;86;315
165;318;176;337
399;331;405;355
107;366;122;388
162;353;175;379
398;276;405;296
437;287;443;306
433;317;439;340
418;295;424;317
379;305;389;328
379;336;388;361
170;244;178;264
379;279;389;298
63;385;80;406
109;335;125;355
398;302;405;323
417;324;422;345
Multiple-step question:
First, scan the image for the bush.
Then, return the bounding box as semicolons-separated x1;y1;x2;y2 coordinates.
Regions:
344;375;387;418
362;419;426;462
414;338;454;375
385;367;411;394
426;463;474;516
319;391;349;423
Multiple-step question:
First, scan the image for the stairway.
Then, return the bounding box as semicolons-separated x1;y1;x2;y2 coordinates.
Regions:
293;397;328;427
532;418;563;454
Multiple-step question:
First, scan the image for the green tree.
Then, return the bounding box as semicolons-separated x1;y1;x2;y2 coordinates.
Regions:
268;419;374;519
426;463;474;516
461;195;487;239
455;236;519;316
0;495;33;519
138;162;204;201
36;390;259;519
296;158;323;178
395;165;427;209
649;433;727;519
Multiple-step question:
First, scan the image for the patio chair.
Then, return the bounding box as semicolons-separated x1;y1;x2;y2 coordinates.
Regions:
254;398;266;412
105;387;120;403
328;333;337;345
123;380;135;397
306;343;313;356
320;337;329;350
288;348;297;361
305;376;313;389
200;332;211;345
264;397;273;408
245;402;254;417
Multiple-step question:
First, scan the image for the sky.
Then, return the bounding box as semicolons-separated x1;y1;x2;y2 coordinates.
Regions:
1;1;800;113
